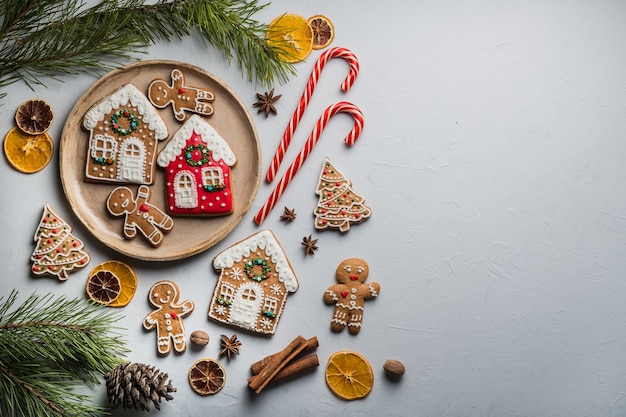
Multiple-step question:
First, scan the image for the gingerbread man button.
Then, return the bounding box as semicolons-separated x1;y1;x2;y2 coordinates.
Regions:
323;258;380;335
148;68;215;121
143;280;195;355
106;185;174;247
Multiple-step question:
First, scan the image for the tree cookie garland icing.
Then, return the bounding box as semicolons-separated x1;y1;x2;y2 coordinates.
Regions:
208;230;298;336
143;280;195;356
31;203;90;281
314;158;371;232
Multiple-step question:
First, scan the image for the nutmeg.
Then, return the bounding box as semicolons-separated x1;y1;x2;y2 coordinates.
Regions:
383;359;405;378
190;330;209;346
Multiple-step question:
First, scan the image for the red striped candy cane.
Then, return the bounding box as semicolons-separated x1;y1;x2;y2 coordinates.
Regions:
265;47;360;182
254;101;364;225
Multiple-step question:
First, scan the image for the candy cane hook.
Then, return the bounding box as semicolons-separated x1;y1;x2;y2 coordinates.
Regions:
254;101;364;225
265;47;360;183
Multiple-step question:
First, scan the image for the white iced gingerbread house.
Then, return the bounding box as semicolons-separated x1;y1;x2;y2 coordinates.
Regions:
83;84;168;184
208;230;298;335
157;115;236;216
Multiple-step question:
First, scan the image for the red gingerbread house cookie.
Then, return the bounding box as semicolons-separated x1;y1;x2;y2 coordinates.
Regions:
208;230;298;336
83;84;168;185
157;115;236;216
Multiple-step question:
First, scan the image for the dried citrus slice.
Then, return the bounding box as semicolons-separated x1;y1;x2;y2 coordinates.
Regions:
86;260;137;307
15;99;54;135
325;351;374;400
266;13;313;63
308;15;334;50
3;127;53;173
188;359;226;395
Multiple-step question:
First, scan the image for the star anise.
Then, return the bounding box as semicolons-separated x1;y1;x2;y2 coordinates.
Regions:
301;235;318;256
219;334;242;360
280;207;296;222
253;88;281;118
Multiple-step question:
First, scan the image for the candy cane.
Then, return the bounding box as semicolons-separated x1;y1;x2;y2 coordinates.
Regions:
265;47;360;183
254;102;364;225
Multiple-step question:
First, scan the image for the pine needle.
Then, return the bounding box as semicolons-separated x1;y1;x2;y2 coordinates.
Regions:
0;290;128;417
0;0;294;100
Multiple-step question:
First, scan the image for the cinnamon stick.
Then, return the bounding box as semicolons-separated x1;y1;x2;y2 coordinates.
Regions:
266;354;319;387
247;335;307;393
250;336;319;375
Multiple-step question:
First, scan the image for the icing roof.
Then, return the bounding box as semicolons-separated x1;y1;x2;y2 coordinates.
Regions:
157;114;236;168
83;84;168;140
213;229;298;292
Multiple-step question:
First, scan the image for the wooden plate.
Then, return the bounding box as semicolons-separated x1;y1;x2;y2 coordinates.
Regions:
60;61;260;261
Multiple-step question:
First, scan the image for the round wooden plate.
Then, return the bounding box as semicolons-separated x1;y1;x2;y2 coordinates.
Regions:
60;61;260;261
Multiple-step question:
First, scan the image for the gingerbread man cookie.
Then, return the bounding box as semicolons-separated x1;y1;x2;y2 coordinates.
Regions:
143;280;195;355
148;69;215;121
106;185;174;247
323;258;380;335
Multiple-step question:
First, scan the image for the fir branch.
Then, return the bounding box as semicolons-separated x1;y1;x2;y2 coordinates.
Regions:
0;290;128;417
0;0;294;99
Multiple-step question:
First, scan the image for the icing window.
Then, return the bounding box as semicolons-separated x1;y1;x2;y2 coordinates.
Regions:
219;283;235;302
241;288;257;302
124;143;141;157
91;134;117;159
202;167;223;186
263;297;278;315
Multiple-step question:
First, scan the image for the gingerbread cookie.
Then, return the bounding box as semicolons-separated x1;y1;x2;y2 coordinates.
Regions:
148;69;215;121
106;185;174;247
143;280;195;356
208;230;299;336
323;258;380;335
83;84;168;185
314;158;371;232
31;203;90;281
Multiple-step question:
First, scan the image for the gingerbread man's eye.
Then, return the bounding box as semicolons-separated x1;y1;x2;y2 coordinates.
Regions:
344;266;352;272
167;290;171;295
153;293;159;298
357;267;364;274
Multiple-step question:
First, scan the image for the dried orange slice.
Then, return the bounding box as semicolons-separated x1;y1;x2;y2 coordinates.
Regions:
308;15;334;50
86;260;137;307
15;99;54;135
266;13;313;63
325;351;374;400
3;127;54;173
188;359;226;395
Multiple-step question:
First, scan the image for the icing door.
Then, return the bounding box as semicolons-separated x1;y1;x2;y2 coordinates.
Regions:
229;284;263;329
118;139;145;183
174;171;197;208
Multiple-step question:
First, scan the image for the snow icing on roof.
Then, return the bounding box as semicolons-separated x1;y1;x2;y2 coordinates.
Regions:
156;114;236;168
213;229;298;292
83;84;168;140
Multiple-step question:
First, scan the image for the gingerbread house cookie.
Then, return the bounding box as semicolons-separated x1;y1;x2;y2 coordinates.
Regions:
157;115;236;216
208;230;298;336
83;84;168;185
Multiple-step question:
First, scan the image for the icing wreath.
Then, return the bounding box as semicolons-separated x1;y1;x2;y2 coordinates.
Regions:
244;258;272;282
184;144;210;167
110;109;139;136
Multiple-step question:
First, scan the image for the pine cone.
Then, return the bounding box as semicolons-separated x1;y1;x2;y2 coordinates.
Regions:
105;362;176;411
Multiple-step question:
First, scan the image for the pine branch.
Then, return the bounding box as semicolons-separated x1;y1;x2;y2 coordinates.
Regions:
0;290;128;417
0;0;294;99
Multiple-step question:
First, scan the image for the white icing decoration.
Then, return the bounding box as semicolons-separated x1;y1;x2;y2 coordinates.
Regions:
156;114;236;168
83;84;168;140
213;230;298;292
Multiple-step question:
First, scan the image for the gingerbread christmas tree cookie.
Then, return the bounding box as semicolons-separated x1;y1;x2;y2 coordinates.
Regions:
208;230;299;336
314;158;371;232
31;203;90;281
